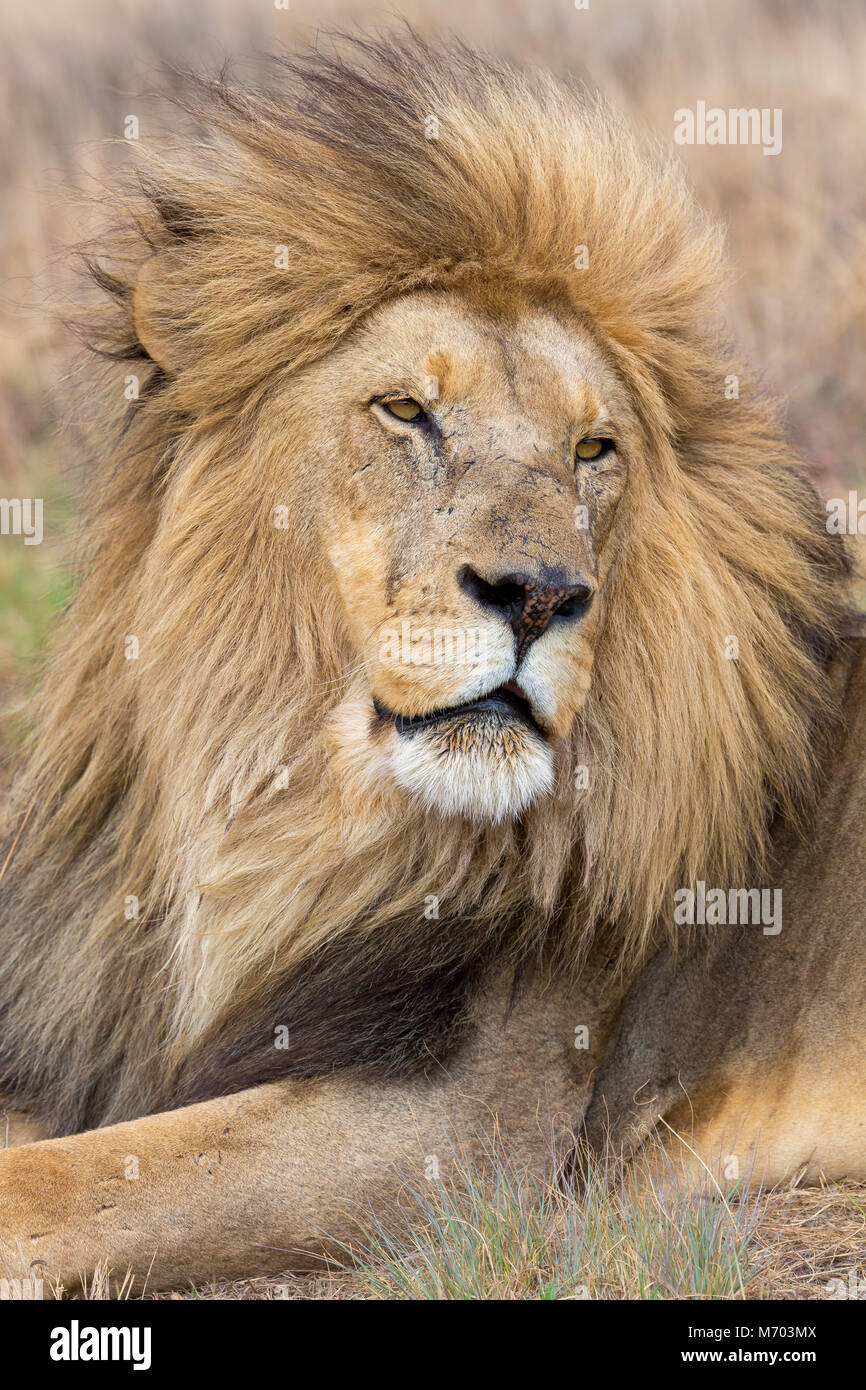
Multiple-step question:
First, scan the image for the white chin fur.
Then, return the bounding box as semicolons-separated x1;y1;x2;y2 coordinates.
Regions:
388;717;555;823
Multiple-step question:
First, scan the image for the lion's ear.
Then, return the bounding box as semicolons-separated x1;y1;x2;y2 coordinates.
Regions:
132;255;179;371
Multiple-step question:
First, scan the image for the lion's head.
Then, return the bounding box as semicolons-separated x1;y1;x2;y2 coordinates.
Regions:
0;35;852;1130
262;287;630;823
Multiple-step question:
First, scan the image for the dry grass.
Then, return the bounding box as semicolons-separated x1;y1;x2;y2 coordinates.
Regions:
30;1145;866;1301
1;0;864;1299
751;1184;866;1300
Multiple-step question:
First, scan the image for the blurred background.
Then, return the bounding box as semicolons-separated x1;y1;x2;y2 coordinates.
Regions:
0;0;863;722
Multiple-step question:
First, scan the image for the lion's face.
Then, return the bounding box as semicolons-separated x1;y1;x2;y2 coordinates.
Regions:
297;290;633;822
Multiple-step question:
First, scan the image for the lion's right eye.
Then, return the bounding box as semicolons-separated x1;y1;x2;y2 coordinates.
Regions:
383;398;425;422
575;437;615;463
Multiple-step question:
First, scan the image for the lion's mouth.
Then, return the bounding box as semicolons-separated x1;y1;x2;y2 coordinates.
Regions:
374;681;543;737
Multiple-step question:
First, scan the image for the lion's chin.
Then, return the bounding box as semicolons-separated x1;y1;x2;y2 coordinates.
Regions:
388;716;555;823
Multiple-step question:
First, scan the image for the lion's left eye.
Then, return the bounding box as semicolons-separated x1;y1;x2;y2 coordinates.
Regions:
384;398;425;422
576;437;615;462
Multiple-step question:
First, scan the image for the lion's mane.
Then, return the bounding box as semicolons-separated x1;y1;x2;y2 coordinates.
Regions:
0;34;851;1134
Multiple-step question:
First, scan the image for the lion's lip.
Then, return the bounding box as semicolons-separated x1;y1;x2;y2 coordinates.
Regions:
374;682;543;736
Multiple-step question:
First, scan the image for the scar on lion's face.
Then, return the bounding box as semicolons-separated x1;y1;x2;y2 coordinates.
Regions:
294;289;633;823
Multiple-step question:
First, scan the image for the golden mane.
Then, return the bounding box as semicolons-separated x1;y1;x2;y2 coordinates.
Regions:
0;34;851;1134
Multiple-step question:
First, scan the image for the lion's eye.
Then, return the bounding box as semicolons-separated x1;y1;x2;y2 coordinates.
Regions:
576;437;614;462
384;398;425;422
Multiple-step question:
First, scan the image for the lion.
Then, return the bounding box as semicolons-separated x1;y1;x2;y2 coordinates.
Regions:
1;34;864;1292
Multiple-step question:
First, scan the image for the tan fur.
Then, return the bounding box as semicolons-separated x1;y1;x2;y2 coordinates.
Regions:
582;638;866;1189
0;967;615;1292
0;35;862;1290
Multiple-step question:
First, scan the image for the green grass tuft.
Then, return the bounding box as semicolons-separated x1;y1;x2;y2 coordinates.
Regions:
338;1137;768;1301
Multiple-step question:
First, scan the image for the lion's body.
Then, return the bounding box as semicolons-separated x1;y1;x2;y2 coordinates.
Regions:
1;36;864;1290
586;634;866;1186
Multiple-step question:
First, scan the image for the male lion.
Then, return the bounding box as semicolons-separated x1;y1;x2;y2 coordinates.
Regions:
1;36;864;1292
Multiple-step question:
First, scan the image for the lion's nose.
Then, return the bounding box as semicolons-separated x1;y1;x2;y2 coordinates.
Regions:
457;565;595;662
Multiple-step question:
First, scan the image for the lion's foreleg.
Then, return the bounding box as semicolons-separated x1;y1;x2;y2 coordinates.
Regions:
0;966;604;1292
0;1077;457;1291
